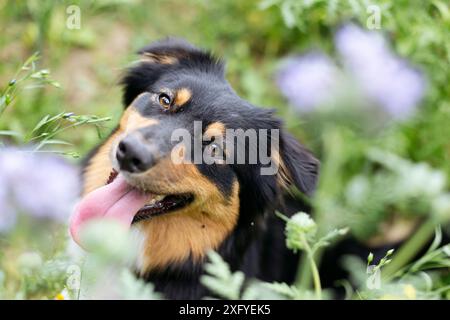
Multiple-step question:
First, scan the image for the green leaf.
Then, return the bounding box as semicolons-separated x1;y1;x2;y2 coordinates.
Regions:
0;130;22;137
280;1;297;28
200;251;245;299
31;115;51;133
263;282;301;299
37;139;73;146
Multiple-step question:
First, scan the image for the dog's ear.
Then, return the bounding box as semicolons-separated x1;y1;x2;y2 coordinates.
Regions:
121;38;223;106
138;38;222;69
275;131;319;196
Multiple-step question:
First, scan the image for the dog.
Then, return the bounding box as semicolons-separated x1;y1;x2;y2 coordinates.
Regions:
70;38;320;299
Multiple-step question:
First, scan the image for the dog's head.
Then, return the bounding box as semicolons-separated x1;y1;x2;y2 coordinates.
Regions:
77;39;319;272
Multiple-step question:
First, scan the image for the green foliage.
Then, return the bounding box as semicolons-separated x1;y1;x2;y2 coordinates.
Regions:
0;54;111;156
119;269;162;300
201;251;245;300
277;212;347;299
1;0;449;300
341;228;450;299
340;148;450;240
392;227;450;278
201;215;347;300
0;52;59;116
16;257;69;299
278;211;348;254
201;251;301;299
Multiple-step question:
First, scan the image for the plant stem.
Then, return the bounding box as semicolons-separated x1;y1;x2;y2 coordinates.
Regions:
295;253;311;289
382;219;436;281
300;234;322;299
294;127;343;295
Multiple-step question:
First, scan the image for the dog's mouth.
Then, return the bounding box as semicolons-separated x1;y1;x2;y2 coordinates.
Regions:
134;194;194;223
106;169;194;224
69;169;194;244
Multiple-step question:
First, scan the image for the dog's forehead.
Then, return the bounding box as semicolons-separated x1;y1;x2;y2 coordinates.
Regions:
151;76;247;114
125;66;264;130
155;70;229;97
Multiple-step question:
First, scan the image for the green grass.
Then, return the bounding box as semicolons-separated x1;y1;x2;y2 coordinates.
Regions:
0;0;449;300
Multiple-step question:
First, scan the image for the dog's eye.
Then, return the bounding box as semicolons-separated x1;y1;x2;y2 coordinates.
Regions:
158;93;172;109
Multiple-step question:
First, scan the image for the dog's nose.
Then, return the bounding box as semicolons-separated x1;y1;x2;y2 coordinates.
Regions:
116;135;154;173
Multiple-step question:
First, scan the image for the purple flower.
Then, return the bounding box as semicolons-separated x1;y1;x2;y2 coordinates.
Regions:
335;24;425;119
276;53;342;112
0;148;81;232
0;174;16;232
276;24;425;122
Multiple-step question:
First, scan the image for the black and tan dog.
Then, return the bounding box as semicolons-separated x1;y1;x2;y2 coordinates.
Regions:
70;38;319;299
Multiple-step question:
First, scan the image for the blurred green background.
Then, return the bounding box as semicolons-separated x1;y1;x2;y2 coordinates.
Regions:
1;0;450;300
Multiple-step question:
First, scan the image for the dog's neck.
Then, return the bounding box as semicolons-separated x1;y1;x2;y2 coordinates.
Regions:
132;198;239;273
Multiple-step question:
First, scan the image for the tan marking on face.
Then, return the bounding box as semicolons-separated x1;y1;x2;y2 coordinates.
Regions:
121;106;159;133
170;143;186;164
136;169;239;273
141;52;178;65
126;156;239;272
83;131;120;195
83;103;158;194
202;122;227;164
174;88;192;106
272;149;292;191
204;122;226;138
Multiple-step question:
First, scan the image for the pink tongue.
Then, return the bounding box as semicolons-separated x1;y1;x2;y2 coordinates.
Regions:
70;174;149;245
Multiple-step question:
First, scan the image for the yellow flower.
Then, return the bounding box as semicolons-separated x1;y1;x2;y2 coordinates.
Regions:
54;293;65;300
403;284;417;300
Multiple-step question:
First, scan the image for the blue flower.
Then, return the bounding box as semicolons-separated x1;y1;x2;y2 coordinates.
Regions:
276;53;342;112
335;24;425;119
0;173;16;232
276;24;425;121
0;148;80;232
